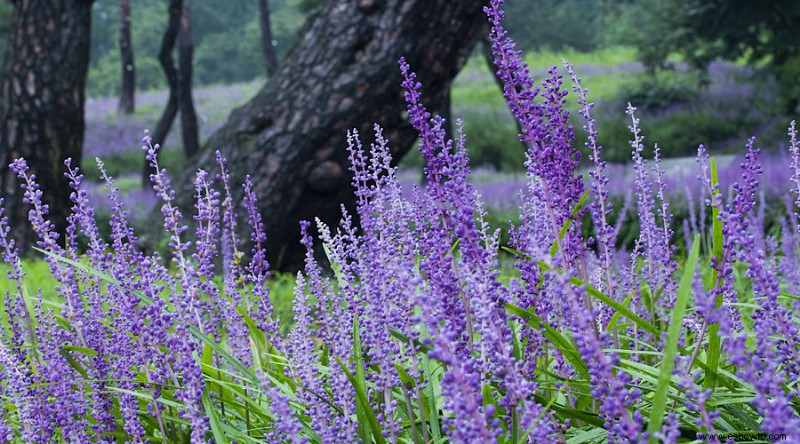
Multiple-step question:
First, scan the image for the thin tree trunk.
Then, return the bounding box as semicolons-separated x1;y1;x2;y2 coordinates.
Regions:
143;0;181;184
174;0;488;271
258;0;278;76
0;0;95;250
178;4;198;158
118;0;135;114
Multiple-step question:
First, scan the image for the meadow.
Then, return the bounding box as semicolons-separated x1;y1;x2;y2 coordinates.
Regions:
2;0;800;442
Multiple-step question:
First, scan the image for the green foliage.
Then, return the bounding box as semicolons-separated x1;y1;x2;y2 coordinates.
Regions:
88;47;166;95
194;24;262;85
459;111;526;172
86;0;310;96
625;0;800;110
82;146;185;183
678;0;799;67
0;2;12;67
598;109;740;162
615;72;697;112
504;0;602;52
775;55;800;114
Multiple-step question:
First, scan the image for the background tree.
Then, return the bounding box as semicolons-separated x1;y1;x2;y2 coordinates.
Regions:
504;0;602;52
118;0;135;114
627;0;800;111
258;0;278;76
144;0;199;182
144;0;181;184
86;0;310;95
178;4;199;158
0;3;12;67
175;0;489;271
0;0;95;250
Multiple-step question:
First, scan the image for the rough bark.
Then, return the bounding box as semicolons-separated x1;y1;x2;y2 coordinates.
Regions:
144;0;181;184
178;4;198;158
176;0;488;271
117;0;135;115
258;0;278;76
0;0;94;250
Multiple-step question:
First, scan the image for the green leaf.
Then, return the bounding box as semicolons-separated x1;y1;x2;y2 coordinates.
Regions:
62;345;98;357
535;260;661;337
334;357;386;444
203;394;230;443
647;235;699;443
190;326;259;385
705;157;725;390
549;188;591;257
605;291;635;333
506;304;590;381
423;356;443;440
352;315;372;444
567;272;660;337
389;329;433;354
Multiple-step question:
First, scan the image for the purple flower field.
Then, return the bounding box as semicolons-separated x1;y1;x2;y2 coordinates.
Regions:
1;1;800;443
84;81;261;158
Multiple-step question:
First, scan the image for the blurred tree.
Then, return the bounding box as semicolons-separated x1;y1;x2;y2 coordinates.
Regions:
0;0;95;250
145;0;182;186
295;0;323;14
629;0;800;111
178;4;199;158
118;0;135;114
86;0;314;94
175;0;488;271
144;0;199;183
504;0;601;52
259;0;278;76
0;3;12;67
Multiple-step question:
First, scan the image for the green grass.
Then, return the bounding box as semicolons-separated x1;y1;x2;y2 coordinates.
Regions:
453;57;637;113
526;45;637;67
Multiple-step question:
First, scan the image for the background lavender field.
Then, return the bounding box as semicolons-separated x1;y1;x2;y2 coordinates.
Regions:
81;51;793;239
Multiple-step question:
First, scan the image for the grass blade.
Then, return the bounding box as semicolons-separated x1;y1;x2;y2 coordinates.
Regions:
647;235;699;442
705;157;725;390
506;304;590;381
335;356;386;444
549;189;591;257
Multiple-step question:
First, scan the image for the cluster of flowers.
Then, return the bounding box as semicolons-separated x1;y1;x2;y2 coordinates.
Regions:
1;0;800;442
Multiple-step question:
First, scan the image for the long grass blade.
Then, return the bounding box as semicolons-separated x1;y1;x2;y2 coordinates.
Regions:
647;235;699;442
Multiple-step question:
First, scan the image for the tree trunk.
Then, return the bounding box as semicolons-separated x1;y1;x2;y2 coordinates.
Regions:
175;0;488;271
258;0;278;76
0;0;94;251
117;0;135;114
178;4;198;158
143;0;181;184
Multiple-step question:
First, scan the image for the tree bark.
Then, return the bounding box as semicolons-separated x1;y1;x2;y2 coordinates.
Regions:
178;4;198;158
143;0;181;184
0;0;94;250
258;0;278;76
118;0;135;115
175;0;488;271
